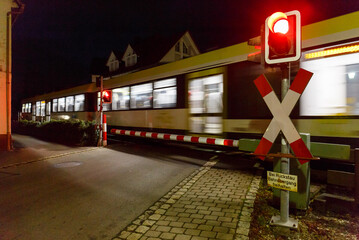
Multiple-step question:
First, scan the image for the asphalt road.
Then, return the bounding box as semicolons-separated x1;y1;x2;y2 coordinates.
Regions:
0;136;215;240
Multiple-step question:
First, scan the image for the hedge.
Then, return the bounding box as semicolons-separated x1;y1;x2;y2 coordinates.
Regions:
12;119;99;146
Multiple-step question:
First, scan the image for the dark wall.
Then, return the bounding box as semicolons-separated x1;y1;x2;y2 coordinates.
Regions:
227;61;300;119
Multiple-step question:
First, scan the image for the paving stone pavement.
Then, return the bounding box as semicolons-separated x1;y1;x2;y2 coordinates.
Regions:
113;157;262;240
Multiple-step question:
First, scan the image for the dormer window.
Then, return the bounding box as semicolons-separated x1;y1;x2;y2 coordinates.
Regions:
125;54;137;67
183;42;188;55
125;52;137;67
175;42;180;52
109;60;119;72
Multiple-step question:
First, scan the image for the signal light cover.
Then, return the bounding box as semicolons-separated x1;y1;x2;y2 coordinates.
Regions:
264;10;301;64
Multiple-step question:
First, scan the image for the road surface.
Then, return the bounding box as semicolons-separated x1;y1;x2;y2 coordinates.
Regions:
0;135;215;240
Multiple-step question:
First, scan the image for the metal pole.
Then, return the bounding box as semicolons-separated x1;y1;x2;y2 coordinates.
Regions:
270;63;298;228
280;63;290;223
99;76;103;146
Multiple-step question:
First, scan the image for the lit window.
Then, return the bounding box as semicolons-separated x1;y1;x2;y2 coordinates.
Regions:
52;99;58;112
130;83;153;109
40;101;46;117
74;94;85;111
301;51;359;116
66;96;74;112
189;79;204;114
36;101;40;116
189;74;223;134
46;102;51;115
22;104;25;113
27;103;31;113
58;97;65;112
153;78;177;108
32;104;36;116
112;87;130;110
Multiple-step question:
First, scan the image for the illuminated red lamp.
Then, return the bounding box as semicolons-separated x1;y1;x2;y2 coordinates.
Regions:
264;10;301;64
102;90;112;103
268;12;289;34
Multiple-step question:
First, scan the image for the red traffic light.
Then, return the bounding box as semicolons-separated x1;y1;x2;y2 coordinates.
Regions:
268;12;289;34
264;10;301;64
102;90;112;103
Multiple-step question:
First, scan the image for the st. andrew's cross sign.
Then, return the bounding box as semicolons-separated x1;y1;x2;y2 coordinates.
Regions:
253;68;314;165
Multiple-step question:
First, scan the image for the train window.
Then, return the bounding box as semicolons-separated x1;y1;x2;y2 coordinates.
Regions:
189;74;223;134
154;78;177;108
58;97;65;112
32;104;36;118
46;102;51;115
189;79;204;114
130;83;153;109
52;99;58;112
189;75;223;113
24;103;31;113
112;87;130;110
40;101;46;117
301;51;359;116
74;94;85;111
36;101;40;116
66;96;74;112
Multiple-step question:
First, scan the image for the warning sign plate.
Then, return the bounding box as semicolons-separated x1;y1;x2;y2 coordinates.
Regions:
267;171;298;192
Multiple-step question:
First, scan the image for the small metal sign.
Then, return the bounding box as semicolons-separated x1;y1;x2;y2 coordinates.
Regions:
267;171;298;192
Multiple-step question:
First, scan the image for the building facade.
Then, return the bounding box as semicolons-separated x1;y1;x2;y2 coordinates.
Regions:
0;0;23;150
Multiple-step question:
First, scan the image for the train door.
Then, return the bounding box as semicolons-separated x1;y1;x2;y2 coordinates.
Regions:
188;74;223;136
46;101;51;121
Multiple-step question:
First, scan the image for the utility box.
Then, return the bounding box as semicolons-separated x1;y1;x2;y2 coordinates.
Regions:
273;133;311;210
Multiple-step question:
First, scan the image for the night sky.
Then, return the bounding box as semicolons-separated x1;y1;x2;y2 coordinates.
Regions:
11;0;359;114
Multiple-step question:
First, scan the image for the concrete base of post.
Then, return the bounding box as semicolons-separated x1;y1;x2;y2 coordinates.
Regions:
270;215;298;229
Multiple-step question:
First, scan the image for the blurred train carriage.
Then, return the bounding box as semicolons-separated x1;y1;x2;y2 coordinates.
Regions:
21;12;359;148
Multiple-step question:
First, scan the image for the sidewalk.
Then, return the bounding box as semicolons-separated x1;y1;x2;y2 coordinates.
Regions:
0;134;97;169
113;157;262;240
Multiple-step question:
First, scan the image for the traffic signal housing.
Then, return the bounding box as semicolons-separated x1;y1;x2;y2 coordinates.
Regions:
102;90;112;103
265;10;301;64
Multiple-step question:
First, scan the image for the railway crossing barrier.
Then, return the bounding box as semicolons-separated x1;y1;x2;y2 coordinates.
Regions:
109;128;359;209
110;129;239;148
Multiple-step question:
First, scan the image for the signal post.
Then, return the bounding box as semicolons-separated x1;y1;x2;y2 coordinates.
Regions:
249;10;318;229
96;76;112;147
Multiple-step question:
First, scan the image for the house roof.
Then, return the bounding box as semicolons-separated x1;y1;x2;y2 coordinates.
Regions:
96;30;199;77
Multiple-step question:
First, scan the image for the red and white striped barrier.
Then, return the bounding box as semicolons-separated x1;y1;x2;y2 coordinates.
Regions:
103;114;107;146
253;68;314;164
110;129;239;148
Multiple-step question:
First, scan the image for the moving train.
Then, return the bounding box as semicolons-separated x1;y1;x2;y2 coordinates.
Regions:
21;11;359;148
